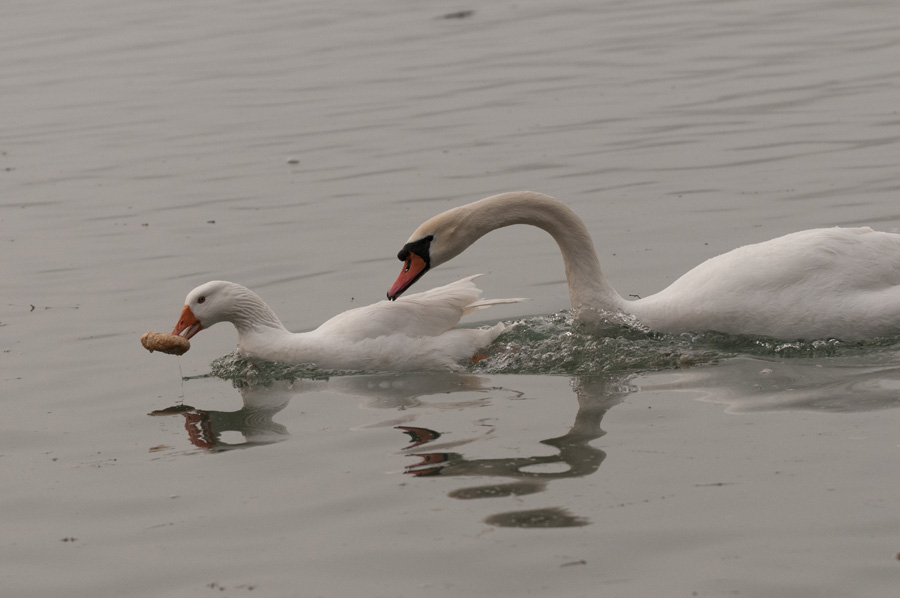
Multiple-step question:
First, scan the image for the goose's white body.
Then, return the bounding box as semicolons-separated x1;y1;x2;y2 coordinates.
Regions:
388;192;900;341
171;276;522;371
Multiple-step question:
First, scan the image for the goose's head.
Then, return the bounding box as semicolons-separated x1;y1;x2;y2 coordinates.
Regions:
172;281;243;339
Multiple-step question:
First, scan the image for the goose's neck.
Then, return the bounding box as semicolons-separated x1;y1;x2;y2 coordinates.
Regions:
228;288;289;337
453;192;625;314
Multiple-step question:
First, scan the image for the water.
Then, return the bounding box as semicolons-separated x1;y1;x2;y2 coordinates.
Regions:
3;0;900;596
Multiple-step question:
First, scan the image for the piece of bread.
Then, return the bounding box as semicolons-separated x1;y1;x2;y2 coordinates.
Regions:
141;331;190;355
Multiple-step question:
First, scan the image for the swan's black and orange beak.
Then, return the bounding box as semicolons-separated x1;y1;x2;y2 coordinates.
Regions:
172;306;203;339
387;252;429;300
388;235;434;300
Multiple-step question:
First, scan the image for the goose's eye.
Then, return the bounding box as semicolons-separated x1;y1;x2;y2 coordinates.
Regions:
197;296;206;304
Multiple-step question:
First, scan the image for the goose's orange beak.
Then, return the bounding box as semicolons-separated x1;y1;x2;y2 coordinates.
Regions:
172;306;203;339
388;252;428;300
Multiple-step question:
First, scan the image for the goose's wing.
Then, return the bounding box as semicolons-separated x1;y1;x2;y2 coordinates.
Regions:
313;275;522;341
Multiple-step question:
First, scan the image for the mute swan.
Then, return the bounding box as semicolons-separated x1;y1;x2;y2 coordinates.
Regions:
171;276;523;371
387;191;900;341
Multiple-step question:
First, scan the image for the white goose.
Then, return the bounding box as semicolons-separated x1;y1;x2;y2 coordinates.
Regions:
171;276;523;371
387;191;900;341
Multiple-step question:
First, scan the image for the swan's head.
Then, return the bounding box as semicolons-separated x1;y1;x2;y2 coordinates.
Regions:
388;192;561;300
172;281;246;339
387;204;480;300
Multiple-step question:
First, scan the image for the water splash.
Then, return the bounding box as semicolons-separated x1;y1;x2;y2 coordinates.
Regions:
195;310;900;384
472;311;900;376
202;355;350;383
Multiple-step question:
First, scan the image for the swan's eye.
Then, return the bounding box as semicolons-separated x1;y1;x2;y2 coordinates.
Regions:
197;296;206;304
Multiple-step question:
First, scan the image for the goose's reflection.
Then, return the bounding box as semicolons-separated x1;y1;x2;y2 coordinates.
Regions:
149;379;296;451
149;373;499;451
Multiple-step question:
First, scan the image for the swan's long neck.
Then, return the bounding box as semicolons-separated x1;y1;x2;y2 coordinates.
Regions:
439;192;625;314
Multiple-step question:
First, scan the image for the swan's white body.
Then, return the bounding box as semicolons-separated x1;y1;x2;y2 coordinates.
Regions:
171;276;523;371
388;191;900;341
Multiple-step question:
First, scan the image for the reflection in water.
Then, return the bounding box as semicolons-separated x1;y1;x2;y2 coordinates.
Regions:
636;356;900;413
484;508;589;529
397;376;633;528
396;426;441;448
149;380;295;451
150;352;900;527
151;350;900;529
149;373;498;451
152;371;634;527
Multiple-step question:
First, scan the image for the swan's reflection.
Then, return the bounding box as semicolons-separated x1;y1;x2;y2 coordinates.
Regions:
396;376;632;528
400;377;624;479
634;356;900;413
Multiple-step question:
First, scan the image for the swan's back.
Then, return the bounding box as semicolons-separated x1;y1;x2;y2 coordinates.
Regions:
631;227;900;340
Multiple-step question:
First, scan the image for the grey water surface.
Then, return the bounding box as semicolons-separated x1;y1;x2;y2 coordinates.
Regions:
3;1;900;596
